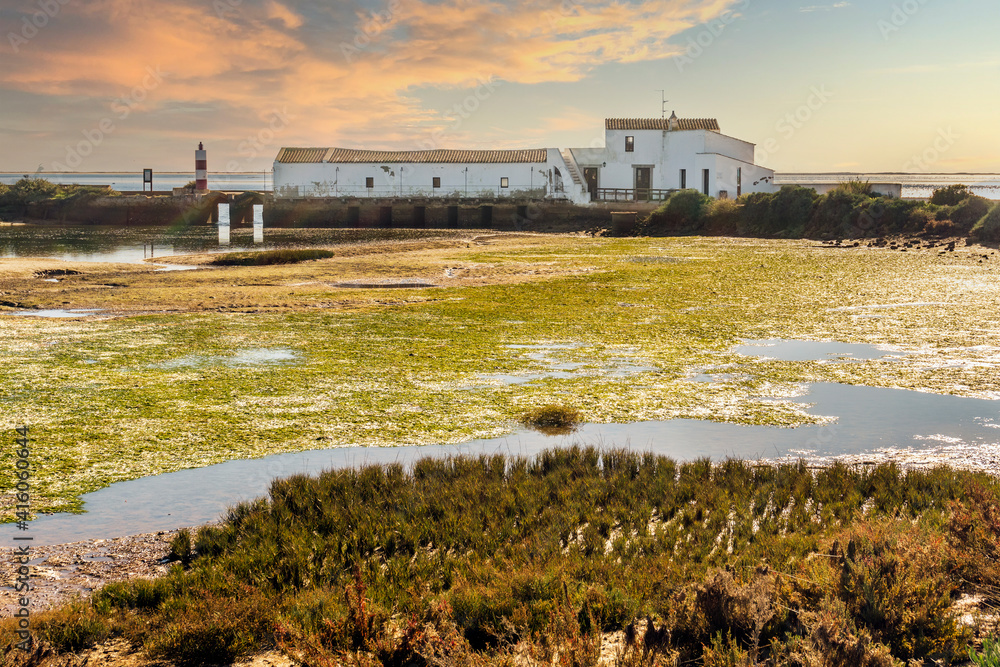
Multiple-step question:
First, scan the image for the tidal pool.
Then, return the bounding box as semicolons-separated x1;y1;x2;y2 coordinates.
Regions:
12;309;105;318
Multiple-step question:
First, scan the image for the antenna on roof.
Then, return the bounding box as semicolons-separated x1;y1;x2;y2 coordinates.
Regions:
657;90;669;118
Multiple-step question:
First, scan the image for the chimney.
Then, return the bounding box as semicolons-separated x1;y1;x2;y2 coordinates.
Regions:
195;142;207;192
667;111;679;131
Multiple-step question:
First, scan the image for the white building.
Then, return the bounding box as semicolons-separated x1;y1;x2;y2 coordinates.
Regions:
273;113;776;204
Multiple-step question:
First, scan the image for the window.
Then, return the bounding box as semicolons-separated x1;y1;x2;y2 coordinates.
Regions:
702;169;710;196
679;169;686;189
625;136;634;152
500;177;509;189
432;177;441;188
365;177;374;189
737;168;742;197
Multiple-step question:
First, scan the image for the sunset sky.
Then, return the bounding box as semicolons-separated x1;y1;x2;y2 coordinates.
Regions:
1;0;997;174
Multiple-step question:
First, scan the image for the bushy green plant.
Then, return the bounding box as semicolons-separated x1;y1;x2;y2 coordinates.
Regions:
8;177;58;202
969;636;1000;667
931;184;971;206
644;189;711;234
937;195;993;233
805;190;868;238
704;197;741;235
769;185;817;237
834;178;875;197
970;203;1000;243
739;186;815;238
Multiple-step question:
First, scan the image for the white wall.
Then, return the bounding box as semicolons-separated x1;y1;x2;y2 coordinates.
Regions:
275;161;549;198
274;125;777;202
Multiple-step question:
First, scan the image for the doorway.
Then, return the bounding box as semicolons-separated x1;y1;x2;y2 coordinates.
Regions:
583;167;599;201
635;167;651;201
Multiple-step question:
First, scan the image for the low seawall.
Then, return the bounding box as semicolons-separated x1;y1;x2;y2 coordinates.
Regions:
12;195;658;233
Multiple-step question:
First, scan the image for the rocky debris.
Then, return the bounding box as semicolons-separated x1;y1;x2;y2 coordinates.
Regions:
0;531;184;616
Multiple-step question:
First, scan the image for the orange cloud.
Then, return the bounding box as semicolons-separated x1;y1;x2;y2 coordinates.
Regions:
0;0;747;167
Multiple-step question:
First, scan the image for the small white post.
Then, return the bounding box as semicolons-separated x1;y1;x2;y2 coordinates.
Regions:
218;203;230;246
253;204;264;244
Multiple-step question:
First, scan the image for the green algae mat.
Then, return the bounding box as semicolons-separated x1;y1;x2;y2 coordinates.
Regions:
2;233;999;518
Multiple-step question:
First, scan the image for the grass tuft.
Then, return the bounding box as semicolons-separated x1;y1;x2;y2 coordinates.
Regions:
209;248;336;266
519;404;583;432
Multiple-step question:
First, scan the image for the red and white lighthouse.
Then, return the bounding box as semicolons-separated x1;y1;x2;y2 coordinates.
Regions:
195;142;208;192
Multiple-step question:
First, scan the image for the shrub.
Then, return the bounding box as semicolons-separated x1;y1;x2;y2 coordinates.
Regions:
805;190;867;238
768;186;816;237
210;248;336;266
944;195;992;233
831;520;969;661
8;177;59;203
924;218;959;237
834;178;875;197
644;189;711;234
738;186;815;238
704;198;741;235
931;184;971;206
970;203;1000;243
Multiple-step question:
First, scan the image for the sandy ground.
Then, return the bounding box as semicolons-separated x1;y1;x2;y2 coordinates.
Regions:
0;232;602;317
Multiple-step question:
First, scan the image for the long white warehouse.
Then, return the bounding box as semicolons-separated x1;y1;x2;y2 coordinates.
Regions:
273;113;776;204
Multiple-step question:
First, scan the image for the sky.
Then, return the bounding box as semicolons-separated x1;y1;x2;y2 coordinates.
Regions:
1;0;998;174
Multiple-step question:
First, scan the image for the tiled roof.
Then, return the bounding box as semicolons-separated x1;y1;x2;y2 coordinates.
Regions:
274;148;329;163
605;118;720;132
275;147;548;164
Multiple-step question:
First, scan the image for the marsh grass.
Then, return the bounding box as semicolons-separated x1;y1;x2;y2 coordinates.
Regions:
10;449;997;665
209;248;337;266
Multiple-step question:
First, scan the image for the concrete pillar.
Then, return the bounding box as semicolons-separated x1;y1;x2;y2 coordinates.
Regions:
218;203;230;245
253;204;263;243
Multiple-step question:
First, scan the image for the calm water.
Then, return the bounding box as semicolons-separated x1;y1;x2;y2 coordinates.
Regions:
0;172;271;192
773;173;1000;200
4;340;999;545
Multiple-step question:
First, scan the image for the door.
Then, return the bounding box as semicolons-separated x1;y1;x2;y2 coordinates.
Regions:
635;167;651;201
583;167;599;201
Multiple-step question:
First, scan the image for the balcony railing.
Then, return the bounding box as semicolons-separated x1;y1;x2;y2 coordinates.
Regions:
594;188;676;202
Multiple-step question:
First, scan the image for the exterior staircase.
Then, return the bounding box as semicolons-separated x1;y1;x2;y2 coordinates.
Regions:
559;149;590;203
